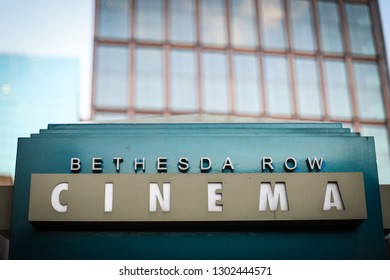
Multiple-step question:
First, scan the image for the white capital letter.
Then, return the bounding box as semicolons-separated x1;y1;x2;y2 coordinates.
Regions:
104;183;113;213
307;157;324;171
208;183;223;212
200;157;212;172
259;182;289;211
262;157;274;171
51;183;68;213
149;183;171;212
323;182;344;211
70;158;81;172
222;157;234;172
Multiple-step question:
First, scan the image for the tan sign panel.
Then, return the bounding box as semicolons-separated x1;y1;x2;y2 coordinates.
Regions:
29;173;367;223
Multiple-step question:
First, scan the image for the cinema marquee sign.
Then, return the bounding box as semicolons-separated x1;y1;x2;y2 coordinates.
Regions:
28;156;367;225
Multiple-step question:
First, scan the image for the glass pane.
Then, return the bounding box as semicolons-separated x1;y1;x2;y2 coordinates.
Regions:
95;46;129;109
324;60;352;119
136;0;163;41
135;48;164;111
361;125;390;184
295;58;322;118
94;112;128;121
290;0;316;51
201;0;227;46
233;53;261;114
98;0;129;39
318;1;343;53
353;61;385;120
171;50;197;111
345;4;376;56
230;0;257;48
264;56;292;116
202;52;229;113
170;0;195;43
260;0;286;49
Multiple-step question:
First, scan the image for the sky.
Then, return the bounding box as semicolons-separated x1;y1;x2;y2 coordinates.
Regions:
0;0;389;121
0;0;95;120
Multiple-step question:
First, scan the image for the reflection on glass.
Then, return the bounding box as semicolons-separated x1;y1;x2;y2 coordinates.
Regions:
98;0;129;39
95;46;128;109
318;1;343;53
260;0;286;49
230;0;257;48
171;50;197;111
136;0;163;41
345;4;376;55
295;58;322;118
353;62;384;120
202;52;229;113
135;48;163;111
201;0;227;45
290;0;316;51
234;54;261;114
324;60;352;119
170;0;195;43
361;125;390;184
264;56;292;116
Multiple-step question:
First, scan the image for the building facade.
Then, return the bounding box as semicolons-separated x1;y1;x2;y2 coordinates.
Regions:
91;0;390;183
0;53;79;178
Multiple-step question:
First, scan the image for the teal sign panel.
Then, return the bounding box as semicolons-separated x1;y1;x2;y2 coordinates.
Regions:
9;122;387;259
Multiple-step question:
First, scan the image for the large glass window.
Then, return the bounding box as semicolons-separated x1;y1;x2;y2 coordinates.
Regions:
264;56;292;116
171;50;197;112
361;125;390;184
170;0;195;43
136;0;163;41
233;53;261;115
201;0;227;46
295;58;322;118
323;60;352;119
135;48;164;111
290;0;316;51
260;0;286;49
353;61;385;120
345;4;376;56
230;0;257;48
317;1;343;53
98;0;129;39
95;46;129;109
202;52;229;113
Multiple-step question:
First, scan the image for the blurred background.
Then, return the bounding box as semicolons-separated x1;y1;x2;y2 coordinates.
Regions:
1;0;390;185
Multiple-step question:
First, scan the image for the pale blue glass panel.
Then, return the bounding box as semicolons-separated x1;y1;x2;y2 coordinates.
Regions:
324;60;352;119
95;46;129;109
264;56;292;116
170;0;195;43
318;1;343;53
233;54;261;114
361;125;390;184
295;58;322;118
98;0;129;39
0;54;79;178
260;0;286;49
171;50;197;111
202;52;229;113
346;4;376;55
230;0;257;48
136;0;163;41
201;0;227;45
353;62;385;120
95;112;128;121
290;0;316;51
135;48;164;111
